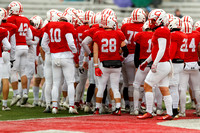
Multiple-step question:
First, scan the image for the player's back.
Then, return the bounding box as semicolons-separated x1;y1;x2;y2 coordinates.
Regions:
45;21;75;53
184;32;200;62
93;30;125;62
121;23;143;54
134;31;153;60
7;15;30;45
171;31;187;60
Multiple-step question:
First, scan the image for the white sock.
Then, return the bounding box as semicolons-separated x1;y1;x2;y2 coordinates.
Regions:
155;87;163;110
23;89;27;95
111;100;115;105
134;87;140;110
68;83;75;106
194;90;200;109
33;86;39;102
27;78;32;94
41;82;46;102
96;102;101;109
163;95;173;116
116;102;121;108
52;102;58;108
2;100;7;107
13;90;19;96
169;86;179;109
180;89;187;113
145;92;154;114
129;101;134;108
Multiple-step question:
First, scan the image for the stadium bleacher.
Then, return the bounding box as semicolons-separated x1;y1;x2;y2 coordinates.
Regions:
0;0;200;25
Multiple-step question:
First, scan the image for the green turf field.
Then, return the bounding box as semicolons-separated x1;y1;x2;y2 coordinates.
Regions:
0;88;193;121
0;90;90;121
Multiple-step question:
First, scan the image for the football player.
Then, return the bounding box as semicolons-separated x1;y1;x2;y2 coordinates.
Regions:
121;8;146;114
179;22;200;117
132;20;154;115
93;15;128;115
137;9;173;120
41;12;78;114
168;17;186;117
0;11;12;110
7;1;33;106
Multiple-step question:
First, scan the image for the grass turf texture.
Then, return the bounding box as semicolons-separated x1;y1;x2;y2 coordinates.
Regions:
0;89;193;121
0;90;90;121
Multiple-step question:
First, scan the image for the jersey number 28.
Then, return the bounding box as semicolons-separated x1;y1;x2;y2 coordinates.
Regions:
101;38;116;53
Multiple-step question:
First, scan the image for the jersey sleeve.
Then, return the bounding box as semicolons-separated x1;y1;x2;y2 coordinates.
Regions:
7;16;15;25
93;31;100;43
117;30;126;42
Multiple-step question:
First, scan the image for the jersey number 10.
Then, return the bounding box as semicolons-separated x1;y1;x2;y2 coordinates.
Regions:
50;28;61;42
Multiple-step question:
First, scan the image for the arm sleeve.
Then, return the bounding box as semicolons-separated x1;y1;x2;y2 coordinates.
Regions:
81;36;92;54
134;43;140;68
10;34;16;60
146;54;152;63
26;36;40;45
26;27;33;42
153;38;167;64
41;32;50;53
170;41;178;60
65;33;77;53
2;37;11;51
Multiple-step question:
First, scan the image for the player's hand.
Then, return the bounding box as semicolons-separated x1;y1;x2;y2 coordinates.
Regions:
151;63;157;73
75;63;79;68
2;51;10;63
139;61;148;71
95;67;103;76
83;61;88;70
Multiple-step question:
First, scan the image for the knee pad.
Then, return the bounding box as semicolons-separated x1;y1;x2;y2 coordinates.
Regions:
11;70;18;83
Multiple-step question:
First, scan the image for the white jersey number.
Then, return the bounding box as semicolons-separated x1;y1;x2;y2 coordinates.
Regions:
127;30;138;44
78;33;82;42
50;28;61;42
146;39;152;53
180;38;188;52
180;38;196;52
18;23;28;36
101;38;116;53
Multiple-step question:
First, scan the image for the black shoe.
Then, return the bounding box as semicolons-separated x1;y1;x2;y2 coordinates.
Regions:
172;108;179;117
43;106;51;113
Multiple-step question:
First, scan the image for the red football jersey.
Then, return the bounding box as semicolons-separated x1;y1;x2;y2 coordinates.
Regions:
184;32;200;62
0;27;9;57
121;23;143;54
151;26;171;62
196;27;200;32
93;30;125;62
76;24;90;53
44;21;76;53
82;25;104;58
7;15;30;46
0;22;17;42
134;31;154;60
170;31;187;60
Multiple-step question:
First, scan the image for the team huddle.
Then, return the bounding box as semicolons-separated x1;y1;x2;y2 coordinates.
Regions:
0;1;200;120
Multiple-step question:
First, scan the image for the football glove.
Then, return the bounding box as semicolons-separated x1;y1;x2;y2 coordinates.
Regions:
139;61;148;71
95;67;103;76
151;63;157;73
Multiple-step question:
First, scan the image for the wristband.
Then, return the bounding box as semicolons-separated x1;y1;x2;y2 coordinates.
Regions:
94;63;99;68
83;56;89;62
